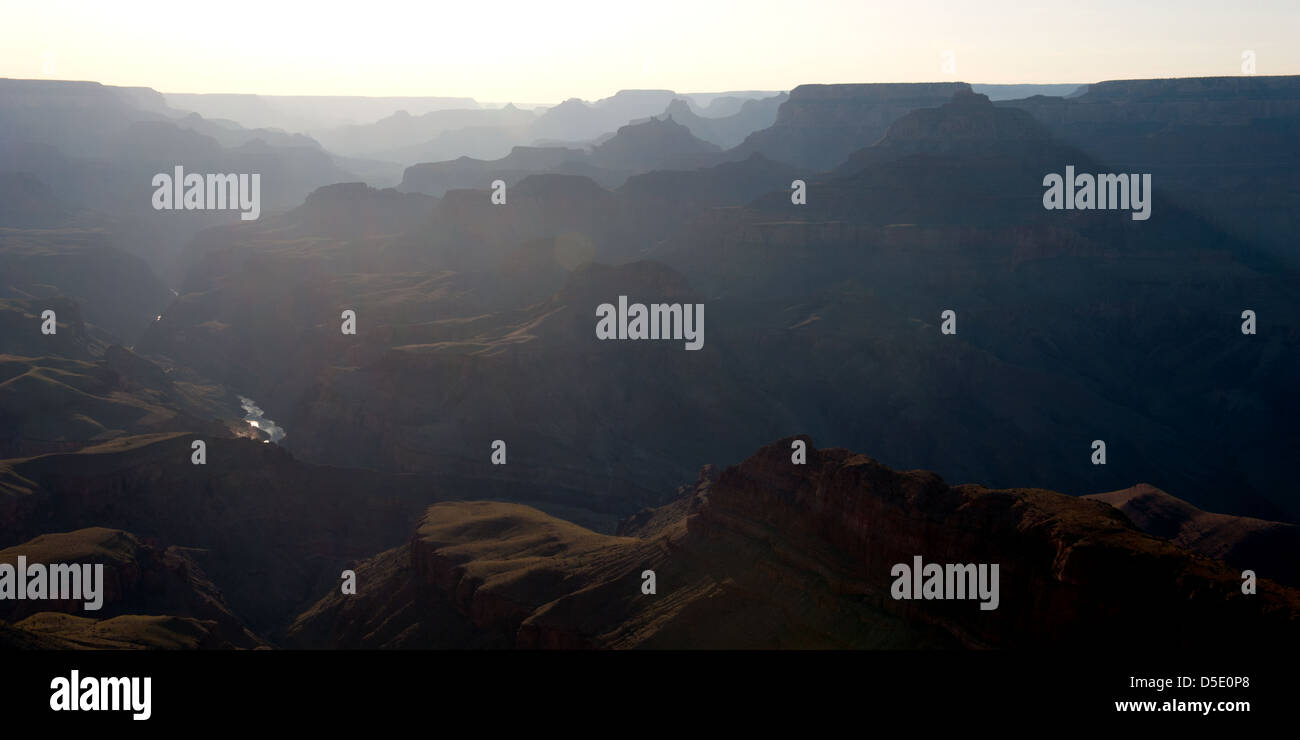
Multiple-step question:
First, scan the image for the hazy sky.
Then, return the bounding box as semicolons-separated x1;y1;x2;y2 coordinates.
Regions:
3;0;1297;102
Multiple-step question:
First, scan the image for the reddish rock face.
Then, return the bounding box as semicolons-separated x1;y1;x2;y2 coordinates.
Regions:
288;437;1300;650
695;438;1299;649
1085;484;1300;588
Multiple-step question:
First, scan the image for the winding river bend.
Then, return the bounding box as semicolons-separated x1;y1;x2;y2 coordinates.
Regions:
239;396;286;443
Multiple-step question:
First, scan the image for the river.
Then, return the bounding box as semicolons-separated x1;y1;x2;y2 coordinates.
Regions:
239;396;286;444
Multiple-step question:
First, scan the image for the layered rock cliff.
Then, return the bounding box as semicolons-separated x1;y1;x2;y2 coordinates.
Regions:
731;82;972;170
0;527;262;648
288;437;1299;649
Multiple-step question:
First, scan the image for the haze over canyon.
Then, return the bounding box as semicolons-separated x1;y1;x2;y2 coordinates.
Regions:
1;68;1297;652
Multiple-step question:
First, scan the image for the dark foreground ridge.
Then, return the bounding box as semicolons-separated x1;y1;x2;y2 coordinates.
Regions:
4;435;1294;650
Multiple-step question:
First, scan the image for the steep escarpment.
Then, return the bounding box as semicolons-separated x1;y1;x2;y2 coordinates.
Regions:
399;117;722;198
0;433;435;635
659;88;1300;522
0;527;262;648
692;438;1297;648
0;346;236;458
288;438;1299;649
1085;484;1300;587
0;226;173;342
652;95;786;149
276;259;752;509
1003;75;1300;265
730;82;972;170
1009;75;1300;130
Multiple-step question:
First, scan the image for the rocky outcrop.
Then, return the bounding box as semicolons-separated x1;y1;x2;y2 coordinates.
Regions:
292;182;434;240
690;438;1298;648
1;613;239;649
833;89;1053;171
0;347;232;458
588;117;720;171
398;148;609;198
649;95;786;149
730;82;972;170
0;527;263;648
528;90;680;144
0;226;173;342
1086;484;1300;587
399;117;722;196
1009;75;1300;128
1001;75;1300;266
0;297;103;360
288;438;1300;649
0;433;433;636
